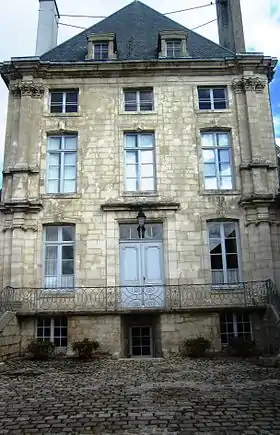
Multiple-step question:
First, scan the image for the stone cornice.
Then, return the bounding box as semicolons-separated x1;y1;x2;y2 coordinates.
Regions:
232;76;267;94
9;82;44;98
0;55;277;85
239;193;277;208
101;201;180;212
2;225;38;233
0;200;43;214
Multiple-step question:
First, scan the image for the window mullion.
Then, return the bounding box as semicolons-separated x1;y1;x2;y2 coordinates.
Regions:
63;93;66;113
214;148;220;188
221;224;228;284
51;318;55;343
210;89;214;109
137;91;140;111
58;243;62;287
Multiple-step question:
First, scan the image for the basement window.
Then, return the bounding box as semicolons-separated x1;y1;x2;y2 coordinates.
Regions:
220;311;252;346
37;317;68;347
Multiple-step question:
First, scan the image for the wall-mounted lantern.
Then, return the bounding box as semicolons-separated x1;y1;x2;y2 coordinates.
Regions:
137;209;146;239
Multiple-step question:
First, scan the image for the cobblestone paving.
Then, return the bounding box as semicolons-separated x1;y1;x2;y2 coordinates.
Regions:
0;357;280;434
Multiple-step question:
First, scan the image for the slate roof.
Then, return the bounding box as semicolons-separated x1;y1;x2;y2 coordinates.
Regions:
41;1;235;62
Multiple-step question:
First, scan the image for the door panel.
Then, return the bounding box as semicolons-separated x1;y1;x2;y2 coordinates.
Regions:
120;242;164;308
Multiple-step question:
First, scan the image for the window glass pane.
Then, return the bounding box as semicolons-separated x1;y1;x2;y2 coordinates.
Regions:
204;164;216;177
199;101;211;110
213;88;226;100
119;224;130;240
201;134;214;148
140;134;154;148
51;92;63;103
48;154;60;166
64;136;77;150
66;105;78;113
66;92;78;103
220;163;231;176
140;91;153;111
214;101;227;110
210;239;222;254
63;180;75;193
141;178;154;191
218;150;230;163
48;137;61;150
125;135;137;148
64;153;76;166
61;275;74;288
226;254;238;269
224;223;236;238
205;178;217;190
203;149;215;163
62;246;74;260
210;255;223;269
46;227;58;241
62;260;74;275
126;151;137;164
48;167;60;179
141;164;154;177
221;177;232;190
126;178;137;191
225;238;237;253
125;92;137;111
141;150;153;164
208;223;221;239
64;166;76;180
47;180;59;194
217;133;230;147
198;88;211;100
151;224;163;240
45;246;58;276
62;226;74;241
126;165;137;178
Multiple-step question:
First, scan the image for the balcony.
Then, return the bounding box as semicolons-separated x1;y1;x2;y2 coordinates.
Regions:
0;281;272;315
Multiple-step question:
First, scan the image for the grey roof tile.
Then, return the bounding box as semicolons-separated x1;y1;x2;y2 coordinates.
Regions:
41;0;235;62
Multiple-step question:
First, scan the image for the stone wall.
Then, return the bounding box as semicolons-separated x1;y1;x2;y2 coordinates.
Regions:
0;312;21;361
252;307;280;355
68;315;121;354
160;312;221;356
0;71;279;290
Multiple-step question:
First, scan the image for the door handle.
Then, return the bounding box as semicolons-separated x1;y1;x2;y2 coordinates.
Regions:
143;277;146;281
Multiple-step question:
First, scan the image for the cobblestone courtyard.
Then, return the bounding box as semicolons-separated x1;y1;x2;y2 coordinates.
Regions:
0;358;280;434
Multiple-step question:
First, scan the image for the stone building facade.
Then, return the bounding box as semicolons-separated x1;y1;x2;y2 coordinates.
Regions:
0;0;279;358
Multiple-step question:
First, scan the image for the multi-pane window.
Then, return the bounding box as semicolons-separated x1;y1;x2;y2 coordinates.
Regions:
220;312;252;345
166;40;182;57
44;226;75;289
50;90;78;113
208;221;241;285
124;133;156;192
124;89;154;112
93;42;109;60
120;223;163;241
37;317;68;347
46;135;77;194
201;132;233;190
198;87;228;110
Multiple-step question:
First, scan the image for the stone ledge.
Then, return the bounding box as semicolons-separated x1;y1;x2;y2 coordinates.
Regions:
101;201;180;212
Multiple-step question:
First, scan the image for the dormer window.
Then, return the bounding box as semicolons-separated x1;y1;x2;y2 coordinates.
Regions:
93;42;109;60
159;30;188;59
166;40;182;58
86;33;116;61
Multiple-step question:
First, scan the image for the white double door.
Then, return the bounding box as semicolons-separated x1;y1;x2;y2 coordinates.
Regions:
120;242;164;308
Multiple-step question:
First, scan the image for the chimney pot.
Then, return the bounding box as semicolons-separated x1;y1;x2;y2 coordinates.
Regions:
35;0;60;56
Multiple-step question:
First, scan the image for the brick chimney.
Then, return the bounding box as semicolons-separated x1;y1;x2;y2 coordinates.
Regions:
216;0;245;53
35;0;60;56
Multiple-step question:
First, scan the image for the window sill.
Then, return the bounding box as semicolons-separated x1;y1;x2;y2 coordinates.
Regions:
195;109;232;114
122;192;159;198
201;190;240;196
119;111;157;116
42;194;81;199
44;113;81;118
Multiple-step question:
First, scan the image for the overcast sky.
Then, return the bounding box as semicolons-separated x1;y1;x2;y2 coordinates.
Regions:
0;0;280;178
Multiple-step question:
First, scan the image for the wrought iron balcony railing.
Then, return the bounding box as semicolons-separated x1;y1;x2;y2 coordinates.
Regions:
0;281;273;314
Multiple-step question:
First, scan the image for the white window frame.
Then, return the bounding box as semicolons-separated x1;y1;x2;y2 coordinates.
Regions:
220;312;252;346
93;42;109;60
166;40;182;57
36;317;68;347
201;131;234;191
46;135;77;194
43;226;75;290
124;89;154;112
207;221;242;286
198;86;228;110
124;132;156;192
49;90;78;114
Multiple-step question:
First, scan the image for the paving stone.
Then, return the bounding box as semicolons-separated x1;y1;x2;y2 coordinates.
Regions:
0;357;279;434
